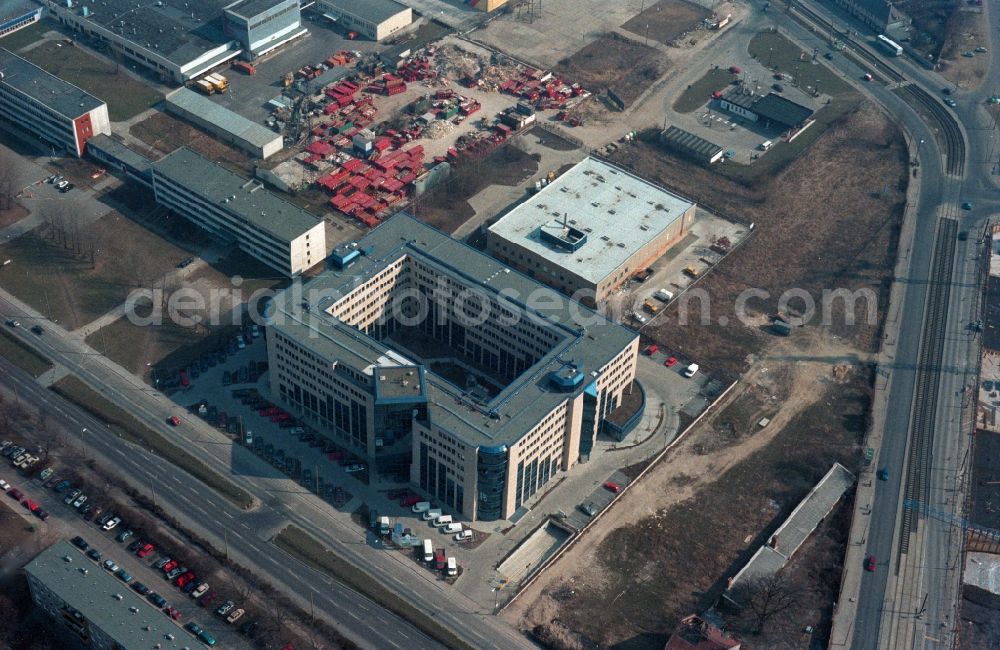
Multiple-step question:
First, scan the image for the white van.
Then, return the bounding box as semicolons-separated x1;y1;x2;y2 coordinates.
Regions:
422;509;442;521
446;557;457;577
759;140;773;151
654;288;674;302
422;539;433;562
411;501;431;514
442;522;462;534
455;529;474;542
683;363;700;378
434;515;453;527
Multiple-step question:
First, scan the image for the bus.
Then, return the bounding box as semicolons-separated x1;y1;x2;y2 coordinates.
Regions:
877;34;903;57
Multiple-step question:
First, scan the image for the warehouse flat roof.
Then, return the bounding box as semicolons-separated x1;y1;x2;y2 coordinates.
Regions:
166;88;282;152
488;157;695;285
87;134;153;174
0;0;37;21
751;93;814;127
226;0;291;18
269;213;637;448
324;0;410;23
25;541;191;649
152;146;321;243
0;48;106;118
661;126;723;161
60;0;233;66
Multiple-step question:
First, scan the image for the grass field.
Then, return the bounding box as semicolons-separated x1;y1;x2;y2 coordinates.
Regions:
21;41;163;121
673;68;735;113
50;375;253;508
274;525;476;650
0;328;52;377
0;212;189;330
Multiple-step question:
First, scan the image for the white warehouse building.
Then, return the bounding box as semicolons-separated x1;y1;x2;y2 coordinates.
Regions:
317;0;412;42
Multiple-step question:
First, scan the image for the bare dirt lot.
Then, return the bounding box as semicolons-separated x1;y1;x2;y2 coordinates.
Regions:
608;102;906;378
939;9;990;89
621;0;711;46
505;331;868;647
130;112;253;174
410;143;539;233
555;33;667;108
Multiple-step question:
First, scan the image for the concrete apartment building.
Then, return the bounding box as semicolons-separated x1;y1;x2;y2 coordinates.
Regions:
317;0;412;41
151;147;325;276
487;157;696;305
40;0;303;83
0;0;43;40
0;48;110;157
224;0;307;60
266;214;639;521
25;540;191;650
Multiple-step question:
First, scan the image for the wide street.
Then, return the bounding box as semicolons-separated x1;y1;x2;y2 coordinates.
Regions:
776;1;999;649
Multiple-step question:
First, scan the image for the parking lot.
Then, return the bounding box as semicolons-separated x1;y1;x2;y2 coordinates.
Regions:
0;443;249;647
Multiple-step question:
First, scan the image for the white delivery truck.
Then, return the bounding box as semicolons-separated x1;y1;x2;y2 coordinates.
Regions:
434;515;453;527
422;539;434;562
378;516;391;536
446;557;458;577
442;523;462;534
423;508;442;521
411;501;431;513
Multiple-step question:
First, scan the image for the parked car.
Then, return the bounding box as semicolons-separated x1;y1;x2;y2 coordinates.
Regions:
148;592;168;608
7;488;23;500
30;325;43;335
664;356;678;367
132;582;151;595
865;555;877;572
54;480;71;493
344;463;365;473
161;560;178;574
116;568;133;583
168;416;181;426
72;494;88;508
117;529;134;543
603;481;622;494
63;489;81;505
87;548;102;561
198;630;217;647
216;600;234;616
226;608;245;624
176;571;196;588
71;536;89;550
153;557;172;570
182;578;201;594
35;508;49;521
191;582;210;599
102;559;119;572
137;543;154;558
185;622;203;636
877;468;890;481
165;606;182;620
0;478;8;491
166;565;185;580
682;363;699;378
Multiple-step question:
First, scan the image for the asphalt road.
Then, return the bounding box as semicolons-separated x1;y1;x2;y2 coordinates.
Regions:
778;1;999;648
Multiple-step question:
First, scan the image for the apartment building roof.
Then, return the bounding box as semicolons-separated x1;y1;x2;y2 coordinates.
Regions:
269;213;638;448
487;157;694;285
25;540;191;649
151;146;322;243
0;48;106;118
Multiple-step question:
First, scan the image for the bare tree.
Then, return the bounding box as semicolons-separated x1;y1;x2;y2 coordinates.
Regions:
731;572;801;635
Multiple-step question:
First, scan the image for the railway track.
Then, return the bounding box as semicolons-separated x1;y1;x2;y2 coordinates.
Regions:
898;218;957;557
790;1;966;177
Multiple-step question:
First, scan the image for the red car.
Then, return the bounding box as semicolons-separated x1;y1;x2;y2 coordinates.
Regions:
167;416;181;426
603;481;622;494
7;488;23;501
179;370;190;388
165;606;182;620
664;357;678;367
23;498;38;511
643;344;658;356
162;560;178;574
865;555;876;572
137;543;155;558
729;65;742;74
176;571;196;588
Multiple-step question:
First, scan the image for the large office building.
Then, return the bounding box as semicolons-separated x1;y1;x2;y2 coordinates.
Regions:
0;48;110;157
487;157;696;305
151;147;325;276
266;214;639;521
317;0;412;42
0;0;43;40
224;0;307;60
40;0;303;83
25;540;192;650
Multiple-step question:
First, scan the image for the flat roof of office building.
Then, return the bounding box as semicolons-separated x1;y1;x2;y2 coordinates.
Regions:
269;213;637;448
87;134;154;173
166;88;282;152
487;157;694;285
0;0;38;20
65;0;233;66
0;48;106;118
152;146;321;243
324;0;411;23
25;540;191;650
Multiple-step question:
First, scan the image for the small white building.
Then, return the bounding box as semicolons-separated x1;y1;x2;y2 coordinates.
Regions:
317;0;412;41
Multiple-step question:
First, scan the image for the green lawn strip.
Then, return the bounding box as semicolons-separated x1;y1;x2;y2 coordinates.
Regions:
0;328;52;377
50;375;252;508
273;525;476;650
673;68;735;113
748;31;853;97
20;41;163;121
